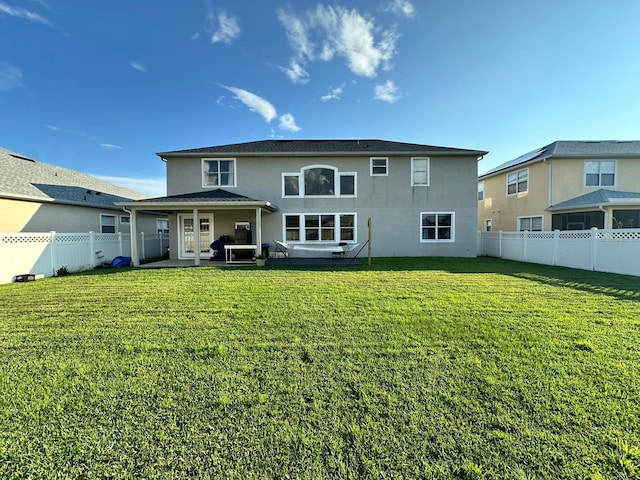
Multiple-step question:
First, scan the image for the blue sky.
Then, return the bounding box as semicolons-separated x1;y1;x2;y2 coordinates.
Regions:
2;0;639;197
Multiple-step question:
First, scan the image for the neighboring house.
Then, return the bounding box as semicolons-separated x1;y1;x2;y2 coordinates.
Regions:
0;147;167;235
119;139;487;265
478;141;640;232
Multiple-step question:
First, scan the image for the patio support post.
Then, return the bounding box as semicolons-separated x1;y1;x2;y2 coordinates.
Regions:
193;208;201;266
130;208;140;266
255;207;262;259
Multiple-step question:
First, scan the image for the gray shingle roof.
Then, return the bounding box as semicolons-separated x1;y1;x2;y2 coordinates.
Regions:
0;147;148;208
480;140;640;178
143;188;262;203
158;139;487;157
546;189;640;211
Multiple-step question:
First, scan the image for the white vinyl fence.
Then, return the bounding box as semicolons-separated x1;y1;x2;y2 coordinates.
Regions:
478;228;640;277
1;231;169;284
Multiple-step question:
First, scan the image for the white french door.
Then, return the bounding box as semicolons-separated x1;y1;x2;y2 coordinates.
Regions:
178;214;214;259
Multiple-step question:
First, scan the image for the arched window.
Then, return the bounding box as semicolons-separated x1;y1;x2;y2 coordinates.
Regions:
283;165;355;198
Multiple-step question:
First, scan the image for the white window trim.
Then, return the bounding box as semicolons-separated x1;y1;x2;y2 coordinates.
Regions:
478;182;484;202
100;214;117;234
517;215;543;231
202;158;237;188
506;168;529;196
420;212;455;243
411;157;430;186
282;165;357;198
370;157;388;176
282;212;357;244
584;159;617;188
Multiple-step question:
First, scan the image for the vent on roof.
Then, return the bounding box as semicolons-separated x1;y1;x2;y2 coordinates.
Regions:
9;153;36;162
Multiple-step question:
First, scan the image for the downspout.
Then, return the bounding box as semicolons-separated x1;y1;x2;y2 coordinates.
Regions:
598;205;608;229
122;206;139;266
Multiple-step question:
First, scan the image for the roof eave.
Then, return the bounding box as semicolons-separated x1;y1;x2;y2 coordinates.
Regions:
157;150;488;159
117;199;279;212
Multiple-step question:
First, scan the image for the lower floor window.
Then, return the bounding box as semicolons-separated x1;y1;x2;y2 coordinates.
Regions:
421;212;454;242
157;218;169;234
284;213;356;242
613;210;640;229
551;211;604;231
100;214;117;234
518;216;543;231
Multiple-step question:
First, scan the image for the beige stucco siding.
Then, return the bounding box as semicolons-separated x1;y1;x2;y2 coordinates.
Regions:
478;162;549;231
1;197;163;234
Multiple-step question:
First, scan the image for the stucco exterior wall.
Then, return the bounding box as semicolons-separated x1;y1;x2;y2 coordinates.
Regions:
478;162;549;231
165;153;479;258
1;197;164;235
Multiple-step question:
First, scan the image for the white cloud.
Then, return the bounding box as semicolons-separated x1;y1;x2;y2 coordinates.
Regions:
221;85;277;123
277;5;399;82
93;175;166;198
320;83;345;102
100;143;123;150
211;12;240;44
387;0;415;18
0;63;23;92
279;60;310;84
130;61;146;72
374;80;400;103
279;113;301;132
191;32;200;40
0;1;49;24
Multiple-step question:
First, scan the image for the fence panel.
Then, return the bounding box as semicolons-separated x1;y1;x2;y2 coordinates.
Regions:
479;228;640;277
1;231;169;284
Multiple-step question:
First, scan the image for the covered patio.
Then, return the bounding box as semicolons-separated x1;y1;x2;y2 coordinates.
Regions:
118;189;278;267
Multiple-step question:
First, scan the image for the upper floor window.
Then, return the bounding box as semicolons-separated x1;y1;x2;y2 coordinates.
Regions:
370;157;388;176
585;160;615;187
518;216;543;231
478;182;484;201
420;212;454;242
100;214;117;234
412;158;429;186
507;168;528;195
203;158;236;188
283;165;356;198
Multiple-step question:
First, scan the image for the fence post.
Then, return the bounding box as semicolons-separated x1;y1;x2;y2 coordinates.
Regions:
590;227;598;271
552;230;559;266
50;231;57;275
118;232;123;256
140;232;145;260
522;230;529;262
498;230;503;258
89;231;96;268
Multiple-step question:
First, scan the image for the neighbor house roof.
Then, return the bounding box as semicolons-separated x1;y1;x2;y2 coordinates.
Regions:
0;147;148;208
117;188;278;212
480;140;640;179
546;189;640;212
158;139;488;158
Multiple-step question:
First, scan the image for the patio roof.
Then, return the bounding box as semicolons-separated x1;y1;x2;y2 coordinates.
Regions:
116;188;278;212
546;189;640;212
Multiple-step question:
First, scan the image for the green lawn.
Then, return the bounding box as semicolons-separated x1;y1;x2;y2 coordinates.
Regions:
1;257;639;479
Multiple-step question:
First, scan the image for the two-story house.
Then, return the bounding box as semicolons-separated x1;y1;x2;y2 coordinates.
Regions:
120;139;487;266
0;146;167;235
478;141;640;232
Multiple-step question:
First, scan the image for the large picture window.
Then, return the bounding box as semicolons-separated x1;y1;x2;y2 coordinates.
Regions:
283;165;356;197
203;158;236;187
585;160;615;187
507;168;528;195
420;212;454;242
284;213;356;243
